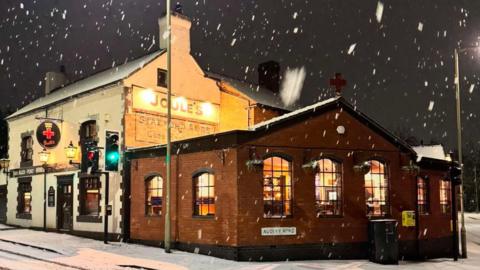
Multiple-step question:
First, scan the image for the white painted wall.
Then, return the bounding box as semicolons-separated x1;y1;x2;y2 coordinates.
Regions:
6;84;124;234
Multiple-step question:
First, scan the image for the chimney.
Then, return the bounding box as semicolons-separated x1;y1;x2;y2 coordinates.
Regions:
45;65;68;95
158;10;192;53
258;61;281;93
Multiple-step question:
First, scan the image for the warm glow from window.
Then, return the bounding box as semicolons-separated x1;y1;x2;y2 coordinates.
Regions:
263;156;292;218
364;160;389;217
141;89;156;104
315;158;342;216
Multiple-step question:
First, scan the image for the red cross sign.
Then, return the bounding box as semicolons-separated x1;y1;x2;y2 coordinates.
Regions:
330;73;347;96
42;128;55;140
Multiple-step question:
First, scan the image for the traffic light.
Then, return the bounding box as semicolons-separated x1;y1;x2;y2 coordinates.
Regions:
450;165;462;185
105;131;119;171
81;141;99;173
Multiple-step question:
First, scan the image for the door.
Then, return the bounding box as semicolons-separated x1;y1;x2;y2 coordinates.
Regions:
0;185;6;223
57;176;73;231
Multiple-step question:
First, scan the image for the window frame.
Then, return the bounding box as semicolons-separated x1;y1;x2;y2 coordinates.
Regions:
314;157;343;217
192;170;216;217
262;154;293;219
439;179;451;215
20;135;33;166
364;159;390;218
145;174;163;217
417;176;430;215
157;68;168;88
79;177;101;216
17;178;32;219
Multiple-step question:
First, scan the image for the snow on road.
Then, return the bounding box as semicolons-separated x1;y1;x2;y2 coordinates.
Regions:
0;214;479;269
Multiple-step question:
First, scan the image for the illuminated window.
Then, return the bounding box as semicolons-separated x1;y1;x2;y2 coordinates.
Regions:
263;156;292;218
193;172;215;216
417;176;430;214
364;160;389;217
17;180;32;215
146;176;163;216
315;158;342;216
80;177;100;216
439;180;451;214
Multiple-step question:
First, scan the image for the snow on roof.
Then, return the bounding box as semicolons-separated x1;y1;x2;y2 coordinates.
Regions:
412;144;449;162
251;96;340;130
205;72;296;111
7;50;164;120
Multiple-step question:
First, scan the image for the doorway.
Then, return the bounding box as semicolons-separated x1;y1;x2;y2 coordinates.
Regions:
57;175;73;231
0;185;6;223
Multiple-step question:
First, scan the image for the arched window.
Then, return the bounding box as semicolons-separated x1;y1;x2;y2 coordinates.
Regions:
315;158;342;216
145;175;163;216
263;156;292;218
193;172;215;216
364;160;389;217
439;179;451;214
417;176;430;214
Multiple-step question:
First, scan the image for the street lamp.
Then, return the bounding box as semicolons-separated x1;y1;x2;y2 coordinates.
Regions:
64;141;80;166
38;148;50;231
0;158;10;187
453;45;478;258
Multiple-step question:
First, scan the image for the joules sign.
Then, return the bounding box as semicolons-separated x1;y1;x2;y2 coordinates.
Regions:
36;121;61;149
132;86;219;124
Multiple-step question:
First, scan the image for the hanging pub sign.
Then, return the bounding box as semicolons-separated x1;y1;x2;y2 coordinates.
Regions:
36;121;61;149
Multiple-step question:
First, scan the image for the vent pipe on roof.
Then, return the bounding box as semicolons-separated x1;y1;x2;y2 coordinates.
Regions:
258;61;281;93
44;65;69;96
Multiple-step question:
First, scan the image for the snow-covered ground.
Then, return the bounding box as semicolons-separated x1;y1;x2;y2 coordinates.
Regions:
0;214;480;270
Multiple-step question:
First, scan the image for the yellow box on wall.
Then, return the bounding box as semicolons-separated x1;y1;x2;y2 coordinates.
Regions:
402;210;416;227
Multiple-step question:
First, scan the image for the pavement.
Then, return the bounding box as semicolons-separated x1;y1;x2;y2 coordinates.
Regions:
0;214;479;269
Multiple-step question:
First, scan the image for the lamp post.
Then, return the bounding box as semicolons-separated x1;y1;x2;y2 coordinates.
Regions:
0;158;10;181
39;148;50;231
164;0;173;254
454;45;478;258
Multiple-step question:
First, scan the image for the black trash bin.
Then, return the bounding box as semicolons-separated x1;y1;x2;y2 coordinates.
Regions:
368;219;399;264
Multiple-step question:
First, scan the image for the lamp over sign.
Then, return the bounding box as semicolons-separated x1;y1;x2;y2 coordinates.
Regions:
65;141;78;160
39;148;50;164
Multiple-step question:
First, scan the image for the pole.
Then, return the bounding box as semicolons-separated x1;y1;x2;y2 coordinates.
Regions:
454;48;467;258
164;0;172;254
104;172;110;244
475;166;479;213
43;165;47;231
451;165;459;261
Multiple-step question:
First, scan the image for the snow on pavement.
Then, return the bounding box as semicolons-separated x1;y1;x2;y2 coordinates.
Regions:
0;215;479;269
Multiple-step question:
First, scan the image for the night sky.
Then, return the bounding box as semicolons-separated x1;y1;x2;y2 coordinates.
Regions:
1;0;479;150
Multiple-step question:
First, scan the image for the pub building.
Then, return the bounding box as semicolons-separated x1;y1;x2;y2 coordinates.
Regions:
2;12;289;238
125;96;456;261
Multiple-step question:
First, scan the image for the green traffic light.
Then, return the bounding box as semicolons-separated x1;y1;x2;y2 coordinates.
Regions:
107;152;119;162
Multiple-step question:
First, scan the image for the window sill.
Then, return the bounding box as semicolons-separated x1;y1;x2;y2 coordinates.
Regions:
192;215;215;220
145;215;162;218
16;213;32;220
317;215;344;218
263;215;293;219
76;215;102;223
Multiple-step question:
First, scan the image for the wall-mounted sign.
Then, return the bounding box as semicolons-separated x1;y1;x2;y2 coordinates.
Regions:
261;227;297;236
134;113;217;145
402;210;416;227
48;186;55;207
132;86;220;124
36;121;61;149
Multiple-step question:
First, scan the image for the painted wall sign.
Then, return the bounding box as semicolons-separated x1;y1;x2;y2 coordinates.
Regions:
132;86;220;124
134;113;216;145
36;121;61;149
261;227;297;236
402;210;416;227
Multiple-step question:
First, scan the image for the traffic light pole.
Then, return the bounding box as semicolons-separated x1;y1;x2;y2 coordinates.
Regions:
164;0;172;254
95;171;110;244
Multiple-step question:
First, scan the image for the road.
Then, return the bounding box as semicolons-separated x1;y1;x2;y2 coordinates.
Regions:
0;214;479;270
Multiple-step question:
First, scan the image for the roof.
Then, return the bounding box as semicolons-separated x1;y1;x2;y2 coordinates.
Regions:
7;50;164;120
252;97;340;130
205;72;296;111
412;145;450;162
127;96;417;158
